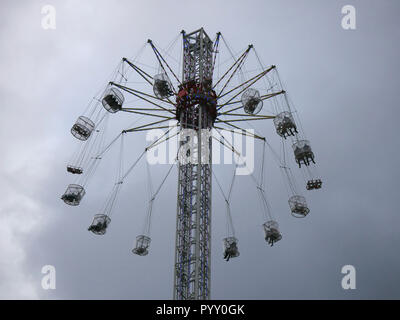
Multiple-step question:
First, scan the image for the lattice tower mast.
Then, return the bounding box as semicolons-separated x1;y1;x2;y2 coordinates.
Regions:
174;28;215;300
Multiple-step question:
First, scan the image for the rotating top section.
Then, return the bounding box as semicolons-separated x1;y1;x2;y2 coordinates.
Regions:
176;82;217;128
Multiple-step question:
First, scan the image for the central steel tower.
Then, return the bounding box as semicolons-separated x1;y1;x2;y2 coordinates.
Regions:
174;28;216;300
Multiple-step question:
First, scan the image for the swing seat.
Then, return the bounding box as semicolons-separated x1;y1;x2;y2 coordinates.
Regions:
274;112;298;139
61;184;85;206
293;140;315;168
132;235;151;256
102;88;124;113
88;214;111;235
133;247;147;255
153;73;173;99
223;237;240;261
263;221;282;246
241;88;263;115
306;179;322;190
71;116;95;141
67;165;83;175
288;195;310;218
245;98;262;114
154;80;173;98
265;229;282;244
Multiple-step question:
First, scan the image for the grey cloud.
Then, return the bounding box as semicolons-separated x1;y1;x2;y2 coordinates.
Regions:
0;0;399;299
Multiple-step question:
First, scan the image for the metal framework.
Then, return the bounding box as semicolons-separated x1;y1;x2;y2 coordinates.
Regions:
172;29;278;300
174;29;214;300
63;27;320;301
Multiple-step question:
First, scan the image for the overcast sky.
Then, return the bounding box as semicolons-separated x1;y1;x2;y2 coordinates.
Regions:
1;0;400;299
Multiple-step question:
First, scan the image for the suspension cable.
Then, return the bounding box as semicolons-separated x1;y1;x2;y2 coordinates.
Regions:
212;166;237;237
142;145;180;236
221;35;246;83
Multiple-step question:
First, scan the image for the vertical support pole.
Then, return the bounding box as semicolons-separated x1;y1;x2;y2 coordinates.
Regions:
194;27;204;300
194;105;202;298
174;28;213;300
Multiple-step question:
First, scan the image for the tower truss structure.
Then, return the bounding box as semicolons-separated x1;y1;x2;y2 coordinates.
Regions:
174;29;214;300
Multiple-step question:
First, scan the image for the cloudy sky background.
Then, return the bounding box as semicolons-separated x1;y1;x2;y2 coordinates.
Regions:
1;0;399;299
